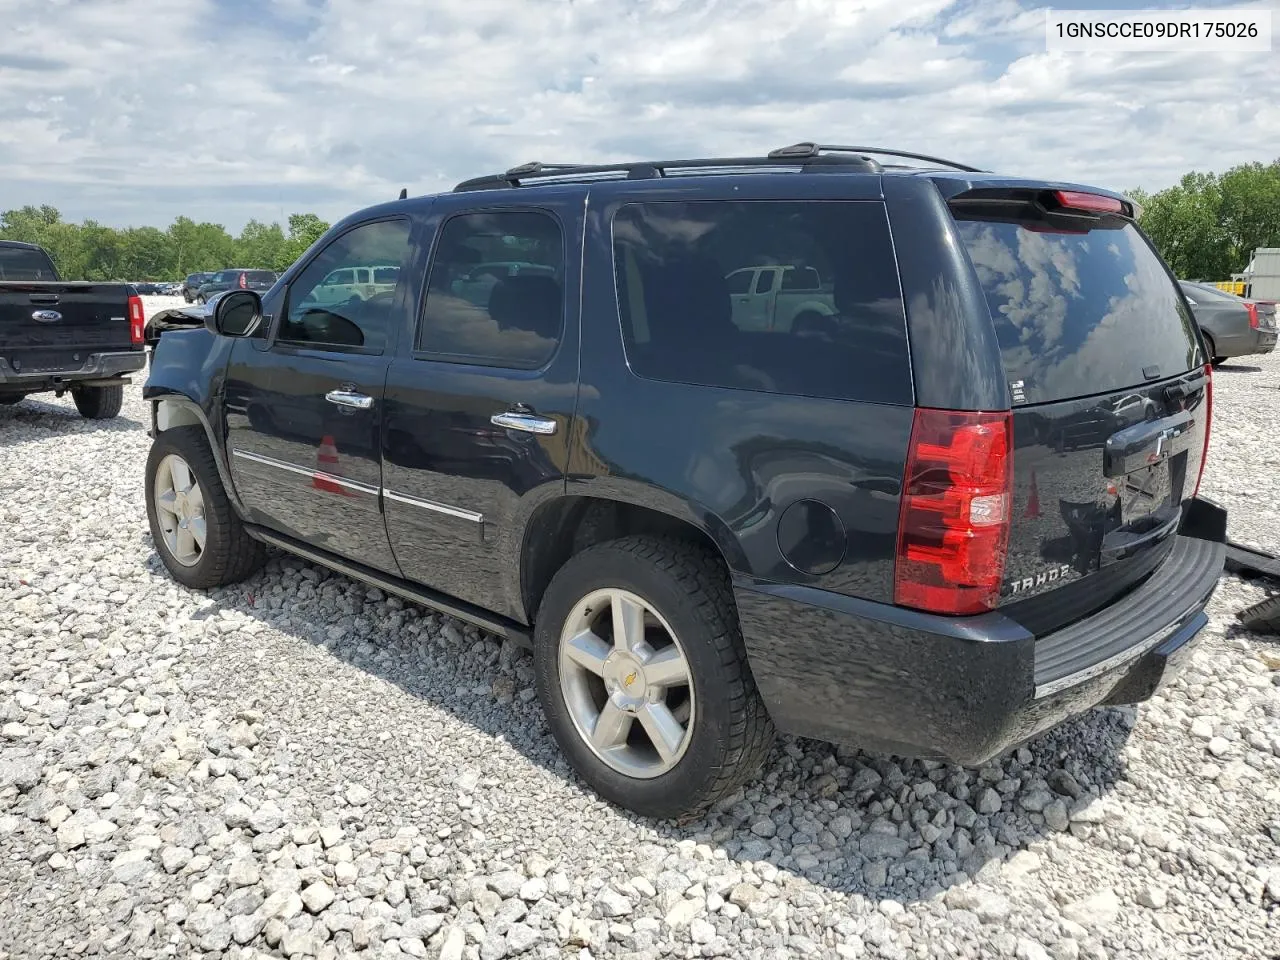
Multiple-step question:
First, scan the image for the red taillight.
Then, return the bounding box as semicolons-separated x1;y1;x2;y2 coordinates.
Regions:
238;272;247;289
127;295;145;345
1245;302;1259;329
1193;364;1213;498
1053;190;1125;215
894;409;1013;616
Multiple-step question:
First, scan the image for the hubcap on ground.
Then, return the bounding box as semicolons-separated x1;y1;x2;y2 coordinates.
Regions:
559;588;695;779
153;453;206;567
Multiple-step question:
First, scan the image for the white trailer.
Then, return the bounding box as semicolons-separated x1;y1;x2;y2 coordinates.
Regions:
1242;248;1280;301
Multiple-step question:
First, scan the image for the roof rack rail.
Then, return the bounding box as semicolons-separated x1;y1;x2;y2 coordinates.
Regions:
452;151;882;192
768;142;983;173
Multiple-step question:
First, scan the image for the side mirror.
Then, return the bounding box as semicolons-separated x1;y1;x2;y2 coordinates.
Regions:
206;290;264;338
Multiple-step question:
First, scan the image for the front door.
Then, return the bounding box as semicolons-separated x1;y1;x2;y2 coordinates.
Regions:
223;217;414;574
382;200;581;620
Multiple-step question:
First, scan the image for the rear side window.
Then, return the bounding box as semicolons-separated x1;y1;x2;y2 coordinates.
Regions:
612;200;911;404
954;218;1200;404
417;211;564;369
0;246;56;280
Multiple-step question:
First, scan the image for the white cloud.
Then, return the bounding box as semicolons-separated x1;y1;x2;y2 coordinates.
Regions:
0;0;1273;230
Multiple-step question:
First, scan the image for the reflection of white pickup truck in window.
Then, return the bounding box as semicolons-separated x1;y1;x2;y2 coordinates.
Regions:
725;265;836;333
306;264;401;307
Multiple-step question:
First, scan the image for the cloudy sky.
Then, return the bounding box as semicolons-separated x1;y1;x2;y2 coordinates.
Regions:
0;0;1274;231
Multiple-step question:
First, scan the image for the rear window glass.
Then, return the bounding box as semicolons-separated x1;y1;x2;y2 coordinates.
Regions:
246;270;276;282
613;200;911;404
955;219;1200;404
0;246;57;281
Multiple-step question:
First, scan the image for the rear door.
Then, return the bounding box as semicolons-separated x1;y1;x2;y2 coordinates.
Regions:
947;187;1209;628
381;197;581;621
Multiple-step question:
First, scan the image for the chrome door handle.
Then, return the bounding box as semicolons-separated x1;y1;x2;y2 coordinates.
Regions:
325;389;373;410
491;411;558;435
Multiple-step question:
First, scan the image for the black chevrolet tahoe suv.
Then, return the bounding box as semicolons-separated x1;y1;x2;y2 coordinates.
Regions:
1;239;146;418
142;144;1225;818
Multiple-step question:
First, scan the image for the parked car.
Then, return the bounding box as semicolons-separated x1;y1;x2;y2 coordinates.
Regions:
0;239;146;418
193;269;277;304
142;143;1225;819
181;273;213;302
1179;280;1277;366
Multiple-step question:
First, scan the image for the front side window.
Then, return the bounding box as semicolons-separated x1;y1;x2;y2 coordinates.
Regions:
278;219;411;352
613;200;911;404
726;270;753;294
417;210;564;368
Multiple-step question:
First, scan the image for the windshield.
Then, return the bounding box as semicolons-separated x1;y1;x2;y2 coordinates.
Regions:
954;218;1201;404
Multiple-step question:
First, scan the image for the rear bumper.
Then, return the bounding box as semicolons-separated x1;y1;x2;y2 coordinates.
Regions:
736;519;1224;765
1220;327;1276;357
0;350;145;387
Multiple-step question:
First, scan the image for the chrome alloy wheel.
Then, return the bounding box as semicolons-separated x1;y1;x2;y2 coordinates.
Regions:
558;588;696;779
152;453;206;567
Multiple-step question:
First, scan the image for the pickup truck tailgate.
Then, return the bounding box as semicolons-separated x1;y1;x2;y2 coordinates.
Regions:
0;283;136;374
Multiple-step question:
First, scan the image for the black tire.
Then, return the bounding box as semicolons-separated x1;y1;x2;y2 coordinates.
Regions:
533;535;775;820
145;425;266;589
196;295;206;305
0;395;24;405
1238;595;1280;634
72;384;124;419
1202;332;1226;367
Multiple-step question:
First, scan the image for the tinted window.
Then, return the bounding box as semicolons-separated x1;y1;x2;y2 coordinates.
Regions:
612;200;910;404
373;266;399;284
954;219;1200;404
417;211;564;368
0;246;57;281
726;270;752;294
753;270;775;294
280;219;411;352
246;270;276;283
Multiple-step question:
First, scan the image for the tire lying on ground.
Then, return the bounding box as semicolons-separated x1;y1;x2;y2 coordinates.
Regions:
71;384;124;420
1238;594;1280;634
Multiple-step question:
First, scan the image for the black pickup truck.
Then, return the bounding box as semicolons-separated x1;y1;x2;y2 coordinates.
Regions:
0;239;146;418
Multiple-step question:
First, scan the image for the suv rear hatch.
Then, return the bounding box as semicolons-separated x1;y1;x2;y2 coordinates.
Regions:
946;185;1210;634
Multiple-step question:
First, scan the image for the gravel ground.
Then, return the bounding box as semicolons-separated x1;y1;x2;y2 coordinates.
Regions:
1;298;1278;960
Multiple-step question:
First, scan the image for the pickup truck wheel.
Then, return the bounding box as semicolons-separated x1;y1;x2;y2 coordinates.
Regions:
71;384;124;419
533;535;775;820
145;425;266;589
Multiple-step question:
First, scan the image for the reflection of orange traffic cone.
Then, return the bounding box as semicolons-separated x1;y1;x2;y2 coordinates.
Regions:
1025;470;1040;518
314;435;351;496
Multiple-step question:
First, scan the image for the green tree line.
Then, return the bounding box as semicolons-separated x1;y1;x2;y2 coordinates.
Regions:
0;205;330;281
4;158;1277;284
1129;158;1280;281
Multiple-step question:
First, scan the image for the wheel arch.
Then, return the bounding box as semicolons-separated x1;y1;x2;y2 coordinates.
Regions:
517;486;746;625
149;392;248;517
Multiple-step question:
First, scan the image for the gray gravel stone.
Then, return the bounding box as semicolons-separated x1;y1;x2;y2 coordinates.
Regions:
0;342;1277;959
